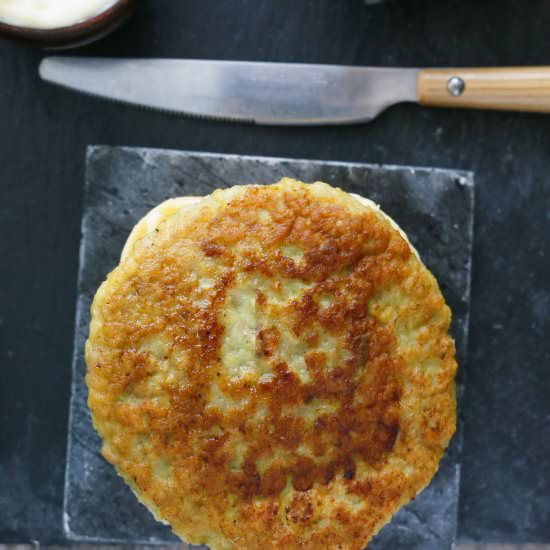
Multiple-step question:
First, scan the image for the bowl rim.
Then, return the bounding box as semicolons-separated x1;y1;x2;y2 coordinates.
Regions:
0;0;134;38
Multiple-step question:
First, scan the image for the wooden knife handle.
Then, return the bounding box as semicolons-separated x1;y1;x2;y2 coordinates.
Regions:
418;67;550;112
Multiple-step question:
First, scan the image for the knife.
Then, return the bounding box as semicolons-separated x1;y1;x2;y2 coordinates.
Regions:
39;57;550;125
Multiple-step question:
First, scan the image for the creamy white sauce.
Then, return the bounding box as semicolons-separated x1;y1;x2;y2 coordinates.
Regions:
0;0;116;29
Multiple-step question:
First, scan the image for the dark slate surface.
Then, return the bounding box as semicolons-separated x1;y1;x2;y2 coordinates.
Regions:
63;146;474;548
1;0;550;546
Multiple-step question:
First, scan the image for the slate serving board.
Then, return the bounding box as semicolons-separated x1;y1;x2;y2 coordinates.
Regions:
64;146;474;549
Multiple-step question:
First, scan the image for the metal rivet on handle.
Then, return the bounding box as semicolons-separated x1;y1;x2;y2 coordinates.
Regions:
447;76;465;97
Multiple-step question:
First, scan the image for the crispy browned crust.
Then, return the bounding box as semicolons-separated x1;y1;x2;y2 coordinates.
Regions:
86;179;457;550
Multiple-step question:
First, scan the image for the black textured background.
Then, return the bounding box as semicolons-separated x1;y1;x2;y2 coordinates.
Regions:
0;0;549;545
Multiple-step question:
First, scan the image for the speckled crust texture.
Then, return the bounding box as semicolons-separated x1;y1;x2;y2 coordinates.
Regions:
86;179;457;550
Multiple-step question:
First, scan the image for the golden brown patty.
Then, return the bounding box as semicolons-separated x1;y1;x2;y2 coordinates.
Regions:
86;179;457;550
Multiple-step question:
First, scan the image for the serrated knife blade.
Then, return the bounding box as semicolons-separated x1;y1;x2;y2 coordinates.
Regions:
42;58;550;124
39;57;419;125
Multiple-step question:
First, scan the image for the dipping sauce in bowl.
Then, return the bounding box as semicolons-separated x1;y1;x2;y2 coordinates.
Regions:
0;0;137;48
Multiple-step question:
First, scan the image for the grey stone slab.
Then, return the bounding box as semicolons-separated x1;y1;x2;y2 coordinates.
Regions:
64;146;474;548
457;547;550;550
